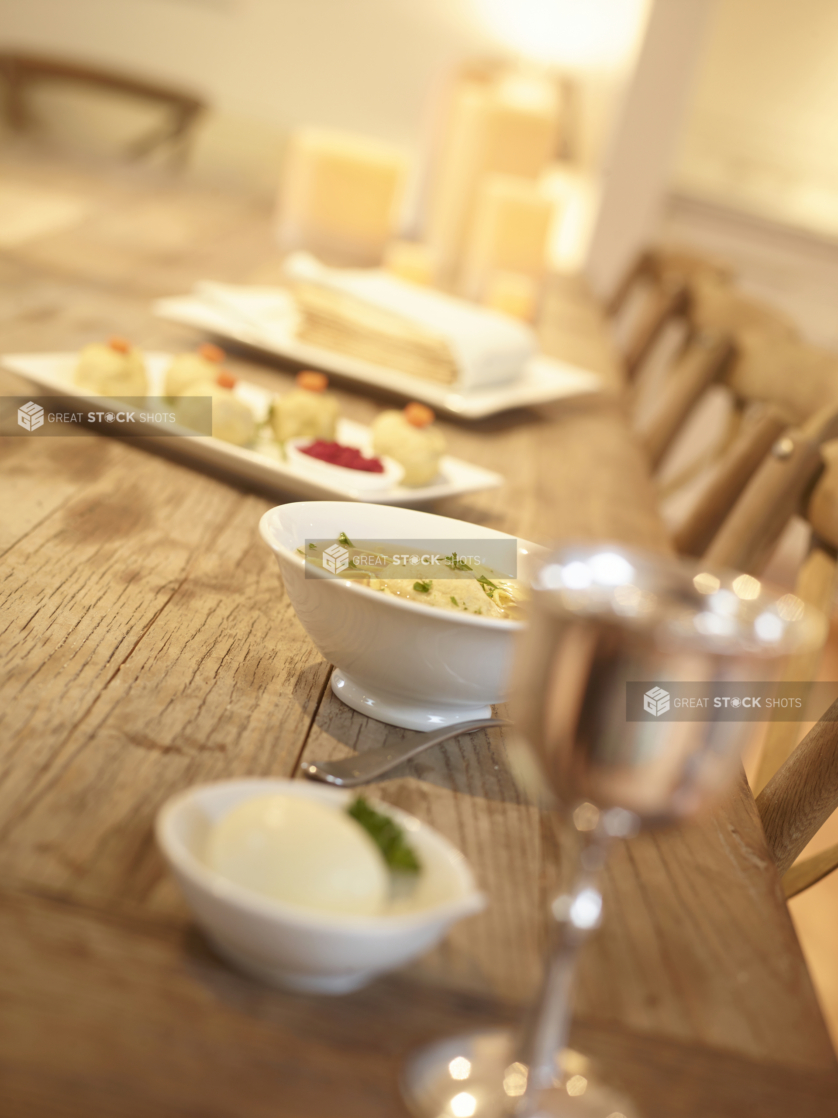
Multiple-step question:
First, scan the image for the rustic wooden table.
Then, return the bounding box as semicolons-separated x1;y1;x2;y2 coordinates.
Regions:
0;151;836;1117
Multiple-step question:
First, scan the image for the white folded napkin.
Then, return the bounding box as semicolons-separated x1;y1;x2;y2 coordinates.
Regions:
282;252;535;390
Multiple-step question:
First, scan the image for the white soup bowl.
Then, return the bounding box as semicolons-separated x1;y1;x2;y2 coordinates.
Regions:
259;501;537;730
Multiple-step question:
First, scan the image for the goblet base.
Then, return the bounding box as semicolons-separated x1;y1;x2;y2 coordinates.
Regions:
401;1029;637;1118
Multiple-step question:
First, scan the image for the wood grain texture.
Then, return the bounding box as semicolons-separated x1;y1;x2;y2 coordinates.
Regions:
0;884;833;1118
0;440;242;799
0;458;329;912
784;842;838;899
0;153;835;1117
757;699;838;875
293;694;837;1068
807;441;838;549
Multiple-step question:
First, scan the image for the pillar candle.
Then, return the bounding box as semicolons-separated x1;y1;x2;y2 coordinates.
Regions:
483;271;540;322
275;128;407;266
461;174;555;299
426;68;562;279
383;240;436;286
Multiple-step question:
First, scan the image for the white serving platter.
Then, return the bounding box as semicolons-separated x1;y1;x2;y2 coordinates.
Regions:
1;352;504;506
153;283;603;420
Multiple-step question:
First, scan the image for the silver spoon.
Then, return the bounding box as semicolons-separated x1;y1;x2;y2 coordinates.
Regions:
300;717;509;787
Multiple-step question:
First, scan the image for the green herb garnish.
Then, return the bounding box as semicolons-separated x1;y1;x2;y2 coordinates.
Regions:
444;552;472;571
347;797;421;874
450;595;458;606
413;580;432;593
477;574;498;598
308;542;317;550
338;531;354;548
296;547;305;556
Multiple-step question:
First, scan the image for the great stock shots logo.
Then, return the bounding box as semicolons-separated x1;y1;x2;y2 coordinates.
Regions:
17;401;44;432
322;544;350;575
304;537;519;582
643;686;671;717
1;396;213;436
628;681;838;721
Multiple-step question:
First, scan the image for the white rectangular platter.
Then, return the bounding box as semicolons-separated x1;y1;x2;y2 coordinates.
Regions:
153;283;603;420
2;352;504;506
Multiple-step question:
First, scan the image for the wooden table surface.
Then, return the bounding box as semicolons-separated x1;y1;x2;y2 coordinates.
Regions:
1;151;836;1118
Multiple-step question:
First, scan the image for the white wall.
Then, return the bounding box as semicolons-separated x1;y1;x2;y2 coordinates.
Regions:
2;0;648;191
675;0;838;237
3;0;487;150
585;0;712;298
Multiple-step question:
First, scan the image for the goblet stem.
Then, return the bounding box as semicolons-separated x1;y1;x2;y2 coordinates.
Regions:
507;835;608;1117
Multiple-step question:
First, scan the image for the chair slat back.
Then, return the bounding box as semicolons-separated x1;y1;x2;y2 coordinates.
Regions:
756;698;838;875
635;331;734;470
753;542;838;794
622;277;690;382
703;428;824;575
784;840;838;898
672;404;790;557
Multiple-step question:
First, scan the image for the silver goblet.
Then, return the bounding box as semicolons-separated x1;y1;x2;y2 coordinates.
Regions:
402;544;823;1118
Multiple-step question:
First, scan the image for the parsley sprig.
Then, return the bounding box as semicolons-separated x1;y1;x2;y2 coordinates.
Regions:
347;797;421;874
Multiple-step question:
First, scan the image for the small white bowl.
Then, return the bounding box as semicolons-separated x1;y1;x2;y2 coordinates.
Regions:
156;779;485;994
259;502;539;730
285;437;403;492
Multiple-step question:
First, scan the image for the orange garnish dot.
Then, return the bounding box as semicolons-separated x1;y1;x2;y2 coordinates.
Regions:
199;343;225;363
216;370;237;389
109;337;130;353
297;370;328;393
404;402;434;428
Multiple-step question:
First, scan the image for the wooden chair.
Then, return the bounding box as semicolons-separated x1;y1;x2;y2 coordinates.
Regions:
0;51;206;166
608;245;791;374
613;249;838;898
693;408;838;897
614;246;838;555
610;247;799;397
611;250;788;538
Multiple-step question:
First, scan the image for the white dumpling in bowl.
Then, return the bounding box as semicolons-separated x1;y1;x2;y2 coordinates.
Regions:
206;794;388;916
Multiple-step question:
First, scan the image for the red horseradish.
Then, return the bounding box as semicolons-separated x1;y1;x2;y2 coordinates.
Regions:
300;440;385;473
